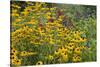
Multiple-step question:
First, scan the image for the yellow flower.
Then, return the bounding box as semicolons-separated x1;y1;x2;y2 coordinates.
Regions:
67;43;75;49
24;7;32;12
10;54;17;60
21;11;29;16
10;52;16;56
60;52;65;56
20;51;28;56
73;33;80;38
54;50;59;55
71;39;81;43
68;49;73;54
72;55;81;62
11;48;18;54
46;15;51;19
28;28;33;32
62;53;68;62
47;55;54;60
15;59;21;65
79;38;87;42
80;45;87;50
59;47;67;53
57;52;68;63
74;47;81;54
36;61;43;65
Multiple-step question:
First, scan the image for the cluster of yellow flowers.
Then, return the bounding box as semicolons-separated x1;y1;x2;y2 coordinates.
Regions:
11;48;21;65
53;43;87;63
11;1;89;66
54;46;68;63
10;47;38;66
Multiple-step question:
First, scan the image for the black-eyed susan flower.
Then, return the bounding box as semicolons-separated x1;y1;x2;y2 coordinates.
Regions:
20;51;28;56
72;55;81;62
68;49;73;54
60;52;65;56
15;59;21;65
62;53;69;62
10;52;16;56
10;54;17;60
74;47;81;54
67;43;75;50
79;37;87;42
59;47;67;53
36;61;43;65
54;50;60;55
11;48;18;54
80;45;87;50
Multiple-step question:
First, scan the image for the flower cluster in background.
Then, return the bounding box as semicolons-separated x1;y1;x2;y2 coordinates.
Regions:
10;1;96;66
